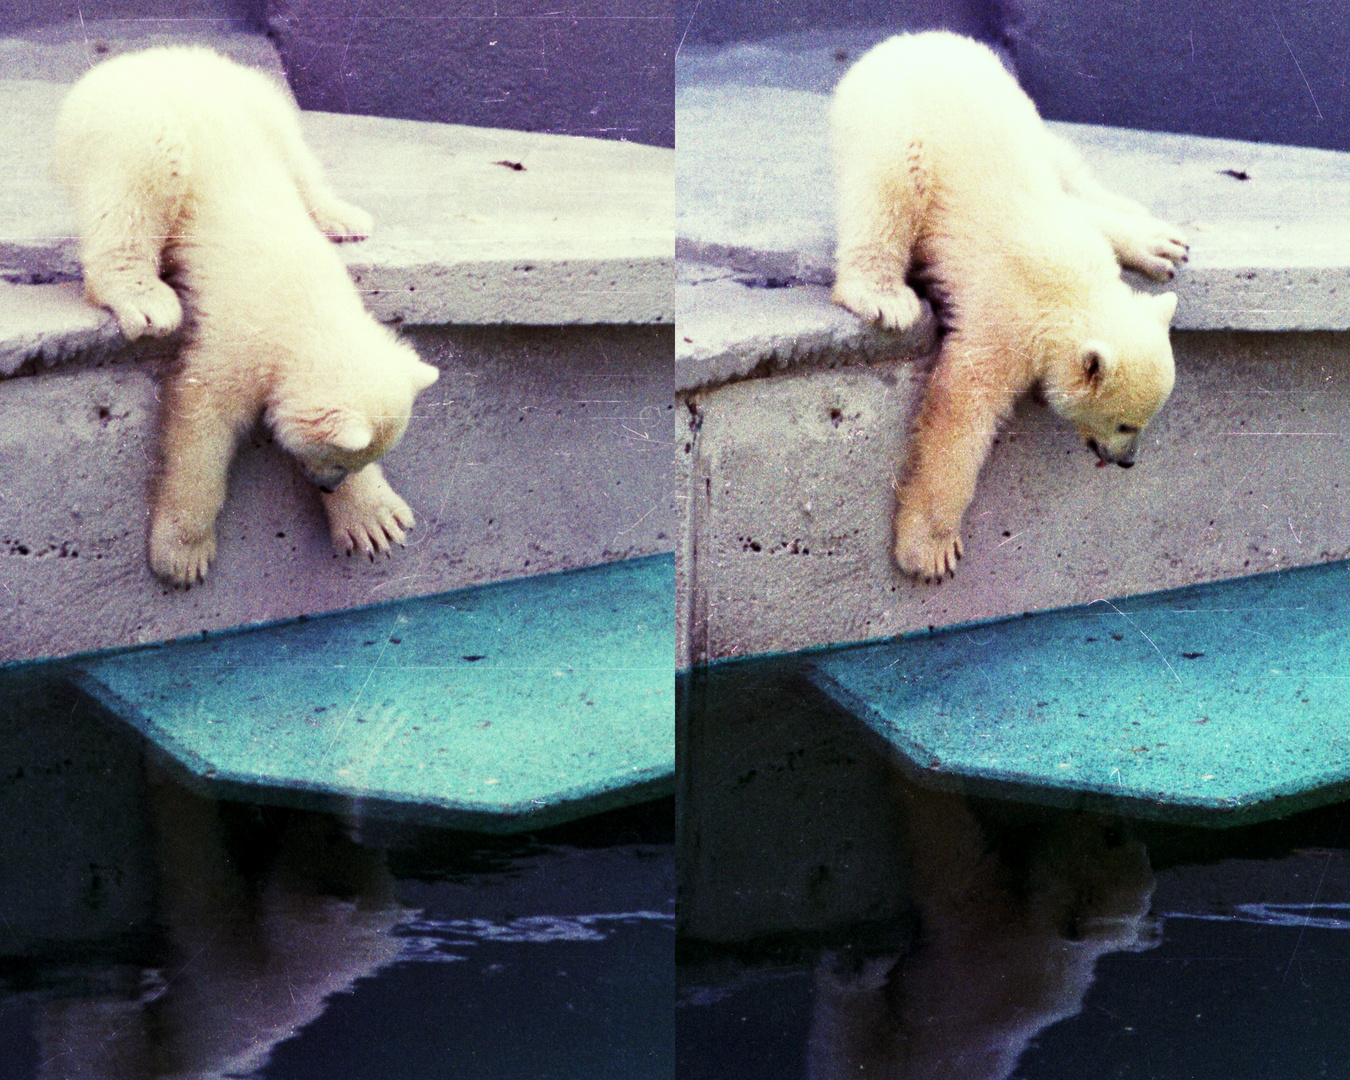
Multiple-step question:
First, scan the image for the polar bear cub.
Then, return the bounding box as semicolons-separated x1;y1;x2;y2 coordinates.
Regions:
831;33;1187;581
52;47;439;586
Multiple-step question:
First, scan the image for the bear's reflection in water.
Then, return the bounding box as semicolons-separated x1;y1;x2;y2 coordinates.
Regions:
36;768;411;1079
807;782;1158;1080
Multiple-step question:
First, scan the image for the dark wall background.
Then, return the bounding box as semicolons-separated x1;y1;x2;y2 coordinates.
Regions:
678;0;1000;47
267;0;674;147
1009;0;1350;153
0;0;674;147
678;0;1350;153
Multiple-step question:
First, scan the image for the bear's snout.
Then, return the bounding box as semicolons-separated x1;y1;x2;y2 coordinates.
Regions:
1086;436;1136;468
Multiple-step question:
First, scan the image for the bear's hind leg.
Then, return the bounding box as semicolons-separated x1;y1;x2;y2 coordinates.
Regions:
75;166;184;340
321;464;415;560
832;154;925;331
893;335;1015;581
275;121;372;240
148;370;240;586
1047;136;1188;281
1086;206;1190;282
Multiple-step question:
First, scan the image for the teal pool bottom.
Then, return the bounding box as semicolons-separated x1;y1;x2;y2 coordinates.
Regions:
42;555;675;833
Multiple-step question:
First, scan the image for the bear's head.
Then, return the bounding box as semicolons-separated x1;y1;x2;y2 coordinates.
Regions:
267;326;439;492
1042;290;1177;468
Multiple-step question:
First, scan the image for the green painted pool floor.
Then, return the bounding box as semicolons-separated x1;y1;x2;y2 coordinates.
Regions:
807;559;1350;825
76;555;674;832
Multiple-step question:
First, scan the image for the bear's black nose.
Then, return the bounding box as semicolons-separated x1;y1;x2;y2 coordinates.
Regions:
1117;460;1134;469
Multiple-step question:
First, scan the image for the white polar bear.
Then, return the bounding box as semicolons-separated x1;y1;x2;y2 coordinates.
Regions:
52;47;440;586
831;32;1187;582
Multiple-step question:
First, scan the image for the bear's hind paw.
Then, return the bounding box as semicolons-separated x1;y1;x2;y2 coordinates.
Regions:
309;198;374;242
832;278;924;331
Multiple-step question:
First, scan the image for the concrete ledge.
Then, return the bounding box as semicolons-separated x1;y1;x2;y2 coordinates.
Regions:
676;67;1350;666
676;262;936;392
0;75;673;372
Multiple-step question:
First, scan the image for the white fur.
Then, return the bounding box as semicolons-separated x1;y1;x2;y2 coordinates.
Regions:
831;33;1186;581
52;47;439;585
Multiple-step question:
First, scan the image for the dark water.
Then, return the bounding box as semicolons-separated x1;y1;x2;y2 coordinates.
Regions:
677;660;1350;1080
0;667;674;1080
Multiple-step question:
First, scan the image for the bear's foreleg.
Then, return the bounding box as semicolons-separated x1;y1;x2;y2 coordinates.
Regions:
281;127;373;241
832;153;926;330
321;464;415;560
893;343;1013;581
148;373;239;586
75;167;184;340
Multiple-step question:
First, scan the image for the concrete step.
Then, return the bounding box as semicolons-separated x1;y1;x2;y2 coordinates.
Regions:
74;555;674;832
677;82;1350;342
675;69;1350;666
0;322;674;664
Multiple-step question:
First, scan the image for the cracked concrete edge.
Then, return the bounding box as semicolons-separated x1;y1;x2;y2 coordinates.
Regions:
675;261;938;393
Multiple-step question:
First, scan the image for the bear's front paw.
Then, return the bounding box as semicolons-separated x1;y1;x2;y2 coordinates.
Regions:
323;469;415;560
832;277;924;331
309;198;374;242
149;517;216;587
893;509;962;583
109;280;183;341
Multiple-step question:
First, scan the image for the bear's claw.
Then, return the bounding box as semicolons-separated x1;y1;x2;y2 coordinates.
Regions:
894;513;963;583
832;278;924;331
148;518;216;587
322;467;415;562
109;279;183;341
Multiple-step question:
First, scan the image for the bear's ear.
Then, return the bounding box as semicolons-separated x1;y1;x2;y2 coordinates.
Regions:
1080;342;1115;389
269;403;373;454
408;357;439;393
1153;291;1178;325
326;411;375;453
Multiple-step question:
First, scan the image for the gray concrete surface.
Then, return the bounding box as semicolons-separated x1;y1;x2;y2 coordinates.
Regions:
0;75;673;370
267;0;675;148
0;325;674;664
678;81;1350;338
679;332;1350;665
